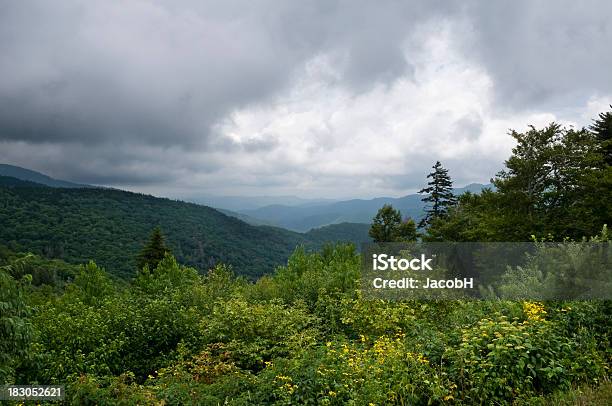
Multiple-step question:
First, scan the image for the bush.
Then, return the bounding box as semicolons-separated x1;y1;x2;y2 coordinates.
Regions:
256;335;453;405
0;265;33;383
201;298;321;370
447;302;607;403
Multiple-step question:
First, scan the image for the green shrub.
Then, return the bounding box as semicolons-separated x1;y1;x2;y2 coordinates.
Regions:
256;335;453;405
447;302;607;403
0;266;33;383
201;298;320;370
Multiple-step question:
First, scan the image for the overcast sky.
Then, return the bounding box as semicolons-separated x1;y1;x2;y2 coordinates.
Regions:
1;0;611;199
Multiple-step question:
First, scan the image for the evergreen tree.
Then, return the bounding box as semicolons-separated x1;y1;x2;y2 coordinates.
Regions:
137;227;170;271
418;161;456;228
589;105;612;166
369;204;418;242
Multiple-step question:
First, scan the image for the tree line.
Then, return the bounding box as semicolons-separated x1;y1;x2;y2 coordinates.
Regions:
370;106;612;242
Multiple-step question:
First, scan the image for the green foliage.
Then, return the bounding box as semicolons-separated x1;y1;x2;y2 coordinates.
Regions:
418;161;457;228
20;257;203;384
369;204;418;242
1;245;608;404
0;264;33;383
448;303;606;403
590;105;612;166
332;296;418;337
497;229;612;300
303;223;371;248
424;189;500;242
137;227;170;271
395;217;419;241
249;243;360;307
369;204;401;242
427;116;612;241
0;246;78;288
134;253;200;294
71;261;115;305
201;298;320;370
257;335;452;405
494;124;601;238
0;182;369;280
531;381;612;406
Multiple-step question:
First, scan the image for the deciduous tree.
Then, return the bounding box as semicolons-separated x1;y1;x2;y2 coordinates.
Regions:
369;204;418;242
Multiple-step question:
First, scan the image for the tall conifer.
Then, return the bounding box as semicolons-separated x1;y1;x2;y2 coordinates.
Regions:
589;105;612;166
137;227;170;271
418;161;456;228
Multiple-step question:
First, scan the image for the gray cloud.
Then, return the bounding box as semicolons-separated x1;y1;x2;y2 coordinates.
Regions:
460;0;612;111
0;1;442;145
0;1;610;198
453;112;483;141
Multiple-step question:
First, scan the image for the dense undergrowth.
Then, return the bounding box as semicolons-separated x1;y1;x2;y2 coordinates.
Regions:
2;244;610;405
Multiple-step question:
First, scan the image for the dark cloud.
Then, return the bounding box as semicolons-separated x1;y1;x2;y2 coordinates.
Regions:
461;0;612;111
0;0;444;146
0;1;610;196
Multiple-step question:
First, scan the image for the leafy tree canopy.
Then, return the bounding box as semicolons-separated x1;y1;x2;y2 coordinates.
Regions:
369;204;418;242
426;109;612;241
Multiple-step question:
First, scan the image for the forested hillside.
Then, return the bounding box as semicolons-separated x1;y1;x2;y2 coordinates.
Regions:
303;222;371;247
0;177;369;279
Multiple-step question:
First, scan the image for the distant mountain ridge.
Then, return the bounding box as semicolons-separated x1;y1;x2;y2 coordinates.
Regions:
181;194;337;211
0;175;370;279
0;163;91;188
216;208;276;226
238;183;493;232
0;164;490;232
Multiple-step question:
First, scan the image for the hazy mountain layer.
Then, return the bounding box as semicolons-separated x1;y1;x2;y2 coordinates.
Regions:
0;164;90;188
239;183;492;232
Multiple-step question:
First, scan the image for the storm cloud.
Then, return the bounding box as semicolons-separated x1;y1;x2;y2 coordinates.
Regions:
1;0;611;198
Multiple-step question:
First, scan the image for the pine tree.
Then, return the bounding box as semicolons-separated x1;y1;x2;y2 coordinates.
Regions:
418;161;456;228
137;227;170;271
589;105;612;166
